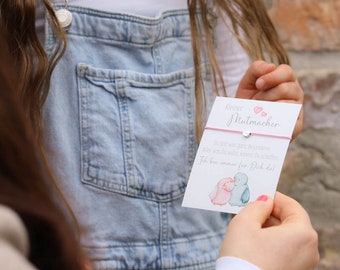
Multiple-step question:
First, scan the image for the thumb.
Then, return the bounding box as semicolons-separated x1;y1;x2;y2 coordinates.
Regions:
236;61;276;99
236;195;274;228
218;195;274;259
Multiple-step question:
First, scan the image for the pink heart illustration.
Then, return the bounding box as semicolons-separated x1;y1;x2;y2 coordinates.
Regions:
254;106;263;114
261;111;267;117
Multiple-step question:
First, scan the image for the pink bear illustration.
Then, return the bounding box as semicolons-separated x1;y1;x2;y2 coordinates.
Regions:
209;177;235;206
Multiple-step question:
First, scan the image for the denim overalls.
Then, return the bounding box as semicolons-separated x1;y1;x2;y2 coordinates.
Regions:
44;5;231;269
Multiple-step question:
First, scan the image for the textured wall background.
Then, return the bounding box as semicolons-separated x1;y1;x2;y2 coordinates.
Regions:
266;1;340;269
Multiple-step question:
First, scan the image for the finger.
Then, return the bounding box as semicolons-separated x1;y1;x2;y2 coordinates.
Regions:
291;107;304;140
255;64;297;91
233;195;274;229
84;259;92;270
252;82;303;103
271;192;311;224
263;215;281;227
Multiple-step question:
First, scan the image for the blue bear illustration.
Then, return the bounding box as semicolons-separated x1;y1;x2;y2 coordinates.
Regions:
228;172;250;206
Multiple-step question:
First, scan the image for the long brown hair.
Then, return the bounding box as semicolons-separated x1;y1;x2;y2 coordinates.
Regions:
188;0;289;139
0;0;66;140
0;17;86;270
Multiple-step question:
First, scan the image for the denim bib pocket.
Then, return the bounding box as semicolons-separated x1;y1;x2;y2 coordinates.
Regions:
77;63;197;202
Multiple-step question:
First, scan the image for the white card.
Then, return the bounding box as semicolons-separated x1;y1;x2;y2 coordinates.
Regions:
182;97;302;214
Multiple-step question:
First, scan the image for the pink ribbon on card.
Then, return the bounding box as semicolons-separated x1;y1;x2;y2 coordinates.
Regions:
204;126;292;140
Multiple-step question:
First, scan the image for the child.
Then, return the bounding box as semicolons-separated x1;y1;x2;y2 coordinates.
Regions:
1;1;305;269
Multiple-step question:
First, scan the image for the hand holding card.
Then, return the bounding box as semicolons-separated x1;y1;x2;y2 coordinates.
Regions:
182;97;302;214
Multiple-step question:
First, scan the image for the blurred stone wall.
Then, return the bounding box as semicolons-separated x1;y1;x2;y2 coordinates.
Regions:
266;1;340;269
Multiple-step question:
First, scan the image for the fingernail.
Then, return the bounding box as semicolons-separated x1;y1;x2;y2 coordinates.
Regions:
256;195;268;202
256;78;265;89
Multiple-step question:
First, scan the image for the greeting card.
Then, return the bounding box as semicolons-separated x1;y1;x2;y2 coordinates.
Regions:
182;97;302;214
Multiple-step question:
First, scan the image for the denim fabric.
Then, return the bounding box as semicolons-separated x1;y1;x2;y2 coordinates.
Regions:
44;6;230;269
